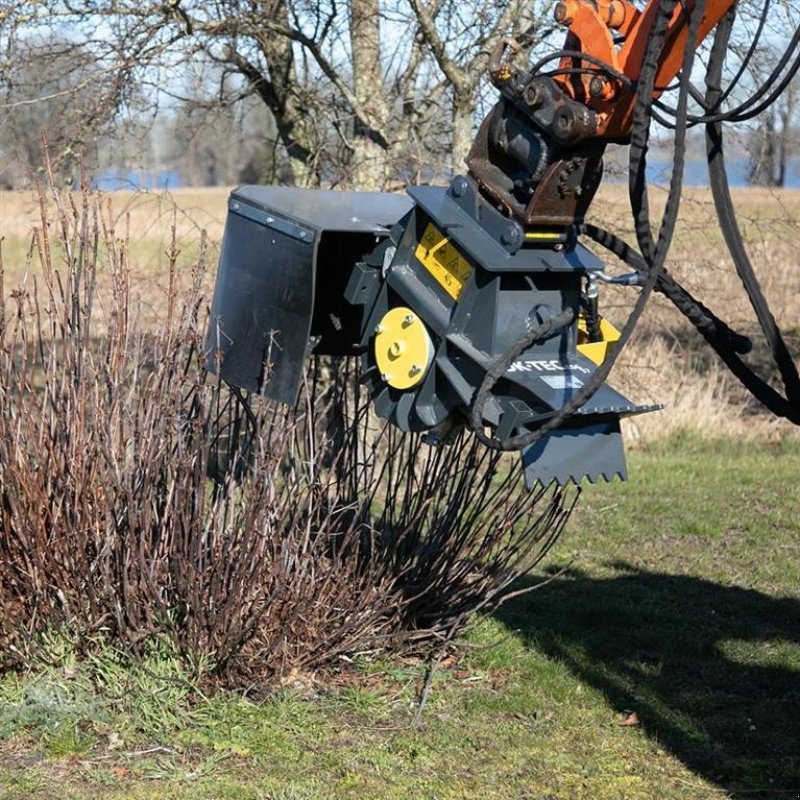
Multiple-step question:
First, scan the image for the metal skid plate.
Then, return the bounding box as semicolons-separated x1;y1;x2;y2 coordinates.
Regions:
205;185;412;404
521;419;627;486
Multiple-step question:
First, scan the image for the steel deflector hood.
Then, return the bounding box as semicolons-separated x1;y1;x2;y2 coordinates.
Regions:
205;186;412;404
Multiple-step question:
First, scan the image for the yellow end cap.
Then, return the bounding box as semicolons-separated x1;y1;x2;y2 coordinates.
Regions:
374;307;433;390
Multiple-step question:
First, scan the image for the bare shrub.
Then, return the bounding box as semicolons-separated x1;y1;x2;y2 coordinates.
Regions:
0;181;575;682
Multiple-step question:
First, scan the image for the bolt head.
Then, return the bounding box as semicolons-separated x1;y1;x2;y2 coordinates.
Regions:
523;82;542;108
555;109;573;135
451;177;469;198
589;75;606;98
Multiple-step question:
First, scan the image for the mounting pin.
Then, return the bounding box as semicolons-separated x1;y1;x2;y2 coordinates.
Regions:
554;1;571;24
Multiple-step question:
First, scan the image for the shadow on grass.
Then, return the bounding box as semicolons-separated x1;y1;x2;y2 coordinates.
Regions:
495;563;800;799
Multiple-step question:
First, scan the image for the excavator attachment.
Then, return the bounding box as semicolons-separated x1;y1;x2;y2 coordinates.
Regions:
206;179;657;487
206;0;800;487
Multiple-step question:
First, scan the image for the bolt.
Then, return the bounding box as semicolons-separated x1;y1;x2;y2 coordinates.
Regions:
523;82;542;108
589;75;606;98
381;372;391;382
374;324;383;334
389;341;406;357
554;107;575;138
501;225;521;245
403;314;415;326
554;1;570;24
451;177;469;198
409;364;422;376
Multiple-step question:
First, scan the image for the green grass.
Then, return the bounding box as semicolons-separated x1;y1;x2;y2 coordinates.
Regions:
1;436;798;800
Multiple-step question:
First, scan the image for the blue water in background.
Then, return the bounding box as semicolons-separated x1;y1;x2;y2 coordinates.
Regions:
643;156;800;188
91;169;183;190
88;158;800;191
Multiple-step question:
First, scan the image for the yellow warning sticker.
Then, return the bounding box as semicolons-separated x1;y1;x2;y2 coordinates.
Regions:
414;223;473;301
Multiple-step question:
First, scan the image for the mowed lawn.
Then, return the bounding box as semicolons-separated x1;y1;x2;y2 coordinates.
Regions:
1;436;798;800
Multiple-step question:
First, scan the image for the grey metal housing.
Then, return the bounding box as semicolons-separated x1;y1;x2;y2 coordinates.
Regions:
205;185;412;404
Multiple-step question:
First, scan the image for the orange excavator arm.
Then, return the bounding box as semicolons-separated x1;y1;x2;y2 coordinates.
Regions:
552;0;740;139
467;0;741;227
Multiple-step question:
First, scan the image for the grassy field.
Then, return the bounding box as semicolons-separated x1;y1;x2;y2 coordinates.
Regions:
1;436;798;800
0;184;799;799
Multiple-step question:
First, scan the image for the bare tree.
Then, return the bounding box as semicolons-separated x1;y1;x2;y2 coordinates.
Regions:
0;31;130;185
703;1;800;188
3;0;558;189
406;0;556;172
748;80;798;188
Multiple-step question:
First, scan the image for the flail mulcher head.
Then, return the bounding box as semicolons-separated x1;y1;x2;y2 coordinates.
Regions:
205;180;657;487
204;0;800;488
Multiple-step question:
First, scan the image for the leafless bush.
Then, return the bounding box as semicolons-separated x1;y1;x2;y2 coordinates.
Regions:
0;180;576;682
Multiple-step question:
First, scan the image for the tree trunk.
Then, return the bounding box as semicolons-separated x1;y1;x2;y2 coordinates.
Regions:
259;25;319;187
451;87;475;176
776;81;797;189
348;0;388;190
749;112;778;187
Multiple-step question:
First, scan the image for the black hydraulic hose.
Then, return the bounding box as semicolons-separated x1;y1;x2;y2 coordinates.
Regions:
705;46;800;124
704;17;800;421
527;49;633;87
469;0;800;450
578;224;800;417
589;5;800;425
469;308;576;452
654;0;761;123
632;0;706;266
582;292;602;343
469;0;704;452
579;223;752;355
656;25;800;125
704;0;763;109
